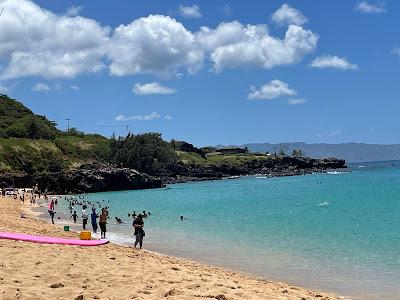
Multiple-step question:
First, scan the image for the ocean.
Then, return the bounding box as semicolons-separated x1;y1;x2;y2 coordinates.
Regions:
39;161;400;299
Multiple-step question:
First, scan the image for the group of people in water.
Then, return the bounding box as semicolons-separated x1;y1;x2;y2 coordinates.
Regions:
47;195;148;249
11;189;190;250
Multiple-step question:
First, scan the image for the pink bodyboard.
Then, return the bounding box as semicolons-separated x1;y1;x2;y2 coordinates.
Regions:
0;231;109;246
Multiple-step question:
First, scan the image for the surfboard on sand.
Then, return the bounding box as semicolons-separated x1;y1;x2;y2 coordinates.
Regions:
0;231;109;246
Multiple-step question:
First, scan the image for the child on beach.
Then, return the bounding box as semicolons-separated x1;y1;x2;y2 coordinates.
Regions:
70;211;78;223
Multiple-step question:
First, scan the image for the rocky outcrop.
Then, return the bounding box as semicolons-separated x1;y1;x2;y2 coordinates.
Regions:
0;157;346;192
159;156;346;184
0;164;163;193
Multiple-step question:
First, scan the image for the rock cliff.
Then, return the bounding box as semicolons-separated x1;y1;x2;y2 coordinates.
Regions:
0;164;163;194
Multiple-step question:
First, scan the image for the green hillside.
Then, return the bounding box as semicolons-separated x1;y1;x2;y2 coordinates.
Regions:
0;94;110;174
0;94;272;176
0;94;59;139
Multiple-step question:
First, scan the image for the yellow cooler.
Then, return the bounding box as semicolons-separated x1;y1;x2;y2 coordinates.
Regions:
80;231;91;240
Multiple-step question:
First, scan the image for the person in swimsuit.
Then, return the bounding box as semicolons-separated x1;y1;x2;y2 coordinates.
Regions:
133;214;145;249
70;211;78;223
99;208;107;239
48;199;55;224
82;205;88;230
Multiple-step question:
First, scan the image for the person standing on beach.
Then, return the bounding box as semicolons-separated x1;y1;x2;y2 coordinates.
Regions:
48;199;55;224
99;208;107;239
70;211;78;223
82;205;88;230
133;214;145;249
91;208;99;234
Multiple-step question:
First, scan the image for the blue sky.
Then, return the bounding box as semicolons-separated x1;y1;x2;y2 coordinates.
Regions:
0;0;399;146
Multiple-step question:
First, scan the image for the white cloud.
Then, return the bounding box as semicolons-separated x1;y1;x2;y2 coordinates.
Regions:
0;0;109;79
392;47;400;57
66;5;83;17
179;4;202;18
32;82;62;92
115;112;161;121
271;4;308;26
355;1;386;14
197;22;318;72
288;98;307;105
133;82;176;95
164;115;173;120
69;85;80;91
329;129;342;136
248;79;297;100
310;55;358;70
0;1;319;79
108;15;203;77
317;129;342;139
0;85;9;93
32;82;51;92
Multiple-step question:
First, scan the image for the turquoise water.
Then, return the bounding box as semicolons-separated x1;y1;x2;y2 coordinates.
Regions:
49;161;400;299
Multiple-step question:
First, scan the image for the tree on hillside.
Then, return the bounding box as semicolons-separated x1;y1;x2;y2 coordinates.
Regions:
27;118;39;139
109;133;177;174
201;146;217;154
292;149;304;157
170;139;206;158
273;144;288;157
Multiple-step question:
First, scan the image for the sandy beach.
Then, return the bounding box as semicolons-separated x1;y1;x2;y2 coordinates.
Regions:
0;195;342;300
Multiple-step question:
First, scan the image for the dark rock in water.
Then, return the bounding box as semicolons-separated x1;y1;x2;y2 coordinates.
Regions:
159;156;346;184
0;164;163;193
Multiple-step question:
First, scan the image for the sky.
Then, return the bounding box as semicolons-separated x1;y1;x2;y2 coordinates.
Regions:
0;0;399;146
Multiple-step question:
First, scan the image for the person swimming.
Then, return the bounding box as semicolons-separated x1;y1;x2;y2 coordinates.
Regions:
115;217;123;224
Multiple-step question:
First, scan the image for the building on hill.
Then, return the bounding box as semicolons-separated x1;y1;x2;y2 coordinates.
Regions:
216;147;247;155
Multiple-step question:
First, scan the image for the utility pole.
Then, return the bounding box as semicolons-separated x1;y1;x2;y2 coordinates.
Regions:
126;125;131;134
66;118;70;132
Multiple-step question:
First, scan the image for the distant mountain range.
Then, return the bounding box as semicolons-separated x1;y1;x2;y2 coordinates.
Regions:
220;142;400;163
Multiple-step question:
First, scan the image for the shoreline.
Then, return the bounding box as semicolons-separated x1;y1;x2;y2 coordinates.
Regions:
0;195;343;299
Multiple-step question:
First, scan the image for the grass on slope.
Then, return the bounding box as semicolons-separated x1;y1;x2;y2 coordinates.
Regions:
0;135;110;174
176;151;271;167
